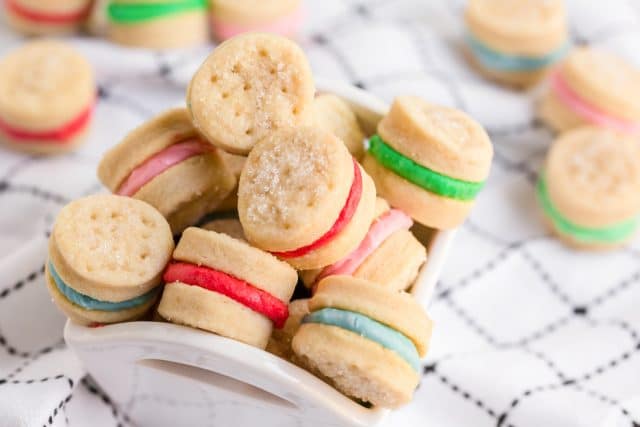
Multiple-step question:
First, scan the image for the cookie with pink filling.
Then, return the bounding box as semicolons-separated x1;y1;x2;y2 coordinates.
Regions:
5;0;93;35
301;198;426;292
211;0;303;41
539;47;640;135
98;108;236;234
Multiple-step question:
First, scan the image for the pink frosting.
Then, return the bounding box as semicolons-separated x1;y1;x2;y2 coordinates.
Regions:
212;6;303;40
551;71;640;135
117;139;213;197
313;209;413;288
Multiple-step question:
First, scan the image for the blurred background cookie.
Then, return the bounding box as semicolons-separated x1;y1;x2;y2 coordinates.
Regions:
5;0;92;35
464;0;568;88
312;93;366;160
539;47;640;135
0;40;95;155
537;127;640;250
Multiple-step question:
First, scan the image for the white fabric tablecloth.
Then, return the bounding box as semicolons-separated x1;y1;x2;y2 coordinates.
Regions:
0;1;639;426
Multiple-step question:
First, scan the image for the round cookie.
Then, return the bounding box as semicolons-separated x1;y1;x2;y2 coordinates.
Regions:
86;0;109;36
201;218;246;241
363;96;493;230
301;198;426;292
211;151;246;213
0;40;95;155
292;276;432;408
98;108;237;234
313;94;366;160
238;126;376;270
5;0;92;35
211;0;303;41
157;227;298;349
47;194;174;325
539;47;640;135
187;32;315;155
537;126;640;250
266;298;309;360
465;0;568;88
107;0;209;49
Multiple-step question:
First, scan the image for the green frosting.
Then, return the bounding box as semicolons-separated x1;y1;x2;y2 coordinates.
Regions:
108;0;208;23
368;134;485;201
537;174;640;244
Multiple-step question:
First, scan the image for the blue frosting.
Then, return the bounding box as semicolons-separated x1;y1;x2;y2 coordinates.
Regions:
466;33;568;71
302;308;421;372
49;262;157;312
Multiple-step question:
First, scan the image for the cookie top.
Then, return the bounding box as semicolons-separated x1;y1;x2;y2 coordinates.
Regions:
98;108;202;191
202;218;246;241
545;127;640;226
311;276;432;357
52;194;174;293
213;0;300;23
238;126;355;252
187;33;315;155
0;40;94;130
465;0;567;55
173;227;297;302
313;94;366;160
378;96;493;182
559;47;640;122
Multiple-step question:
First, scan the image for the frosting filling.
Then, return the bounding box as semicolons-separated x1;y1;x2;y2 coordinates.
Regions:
550;71;640;135
211;6;303;40
49;262;158;311
466;33;568;72
116;139;213;197
537;174;640;243
6;0;91;24
0;101;94;144
313;209;413;287
108;0;208;23
272;159;363;259
163;262;289;328
368;134;484;201
302;308;421;372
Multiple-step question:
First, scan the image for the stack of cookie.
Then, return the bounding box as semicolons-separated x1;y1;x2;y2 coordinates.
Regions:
45;33;495;409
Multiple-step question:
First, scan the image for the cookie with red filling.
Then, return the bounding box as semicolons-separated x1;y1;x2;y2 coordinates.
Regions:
238;126;377;270
5;0;92;35
157;227;298;348
0;40;95;155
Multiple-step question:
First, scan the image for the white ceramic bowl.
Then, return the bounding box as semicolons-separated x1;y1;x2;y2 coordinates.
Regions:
64;80;456;427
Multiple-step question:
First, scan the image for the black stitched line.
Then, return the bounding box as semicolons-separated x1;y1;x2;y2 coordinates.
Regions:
0;264;45;300
42;392;73;427
0;183;70;205
577;385;640;426
0;340;64;383
520;249;575;306
584;269;640;309
0;374;72;387
82;377;131;425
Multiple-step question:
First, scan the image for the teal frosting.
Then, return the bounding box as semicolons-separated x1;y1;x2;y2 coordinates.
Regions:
466;33;568;71
49;262;157;312
302;308;421;372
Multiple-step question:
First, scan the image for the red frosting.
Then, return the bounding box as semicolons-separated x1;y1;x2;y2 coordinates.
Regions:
6;0;91;24
0;101;94;144
163;262;289;329
272;159;363;259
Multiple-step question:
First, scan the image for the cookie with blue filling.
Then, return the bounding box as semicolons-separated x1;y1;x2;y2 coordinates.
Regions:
46;194;174;325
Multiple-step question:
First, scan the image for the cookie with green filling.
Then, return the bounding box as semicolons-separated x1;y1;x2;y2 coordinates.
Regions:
362;96;493;230
107;0;209;49
538;127;640;250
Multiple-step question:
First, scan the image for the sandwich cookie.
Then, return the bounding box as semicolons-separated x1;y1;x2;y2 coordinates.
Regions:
301;198;426;292
292;276;432;408
187;32;315;155
107;0;209;49
266;298;309;360
202;218;246;241
363;96;493;230
537;127;640;250
313;94;366;160
238;126;376;270
98;108;236;234
0;40;95;155
539;47;640;135
211;151;246;214
5;0;92;35
157;227;298;348
46;194;174;325
210;0;303;41
86;0;109;36
465;0;568;87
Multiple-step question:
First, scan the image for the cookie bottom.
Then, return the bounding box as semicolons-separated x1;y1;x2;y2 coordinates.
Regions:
292;323;419;408
157;281;273;349
363;154;473;230
266;298;309;361
109;11;209;49
542;212;635;252
465;48;550;89
538;89;588;134
45;264;157;325
0;124;90;155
